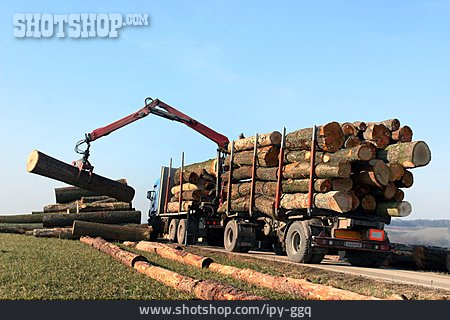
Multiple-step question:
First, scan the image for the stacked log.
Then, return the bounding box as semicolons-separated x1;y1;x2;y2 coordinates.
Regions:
220;119;431;220
165;160;217;213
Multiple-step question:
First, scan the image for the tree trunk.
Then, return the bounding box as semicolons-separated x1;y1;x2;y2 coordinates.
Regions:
170;181;214;195
363;124;391;149
73;220;150;241
80;196;117;203
391;126;413;143
174;159;218;177
361;194;376;213
377;141;431;168
43;203;75;213
340;122;358;136
393;188;405;202
324;145;373;163
352;183;370;197
371;183;397;200
388;163;405;182
76;201;131;213
285;122;345;152
360;141;377;159
352;121;367;131
331;178;353;192
281;191;353;213
32;227;76;239
384;244;417;269
172;171;200;185
352;159;390;187
225;146;279;167
375;201;412;217
412;246;448;272
348;191;360;210
166;201;194;213
367;119;400;131
224;166;278;181
282;178;332;193
54;179;128;204
0;214;44;224
284;150;323;164
396;170;414;188
43;210;141;227
218;195;275;218
227;131;282;152
170;190;202;202
344;136;362;149
27;151;135;203
283;162;351;179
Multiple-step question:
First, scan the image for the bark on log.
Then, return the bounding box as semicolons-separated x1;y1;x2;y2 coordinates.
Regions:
73;220;150;241
285;122;345;152
171;181;214;195
283;162;351;179
412;246;448;272
54;179;128;204
284;150;323;164
80;236;146;267
80;196;117;203
227;131;282;152
331;178;353;192
348;191;360;210
352;160;390;188
384;244;417;269
43;210;141;227
361;194;376;213
393;188;405;202
0;214;44;224
352;183;370;197
174;159;218;177
225;146;279;167
375;201;412;217
340;122;358;136
388;163;405;182
377;141;431;168
344;136;362;149
76;201;132;213
172;171;200;185
391;126;413;143
170;190;202;202
363;124;391;149
43;203;74;213
225;166;278;181
282;179;332;193
371;183;397;200
218;195;275;217
367;119;400;131
360;141;377;159
166;201;194;213
281;191;353;213
325;145;373;163
27;151;134;202
396;170;414;188
32;227;76;239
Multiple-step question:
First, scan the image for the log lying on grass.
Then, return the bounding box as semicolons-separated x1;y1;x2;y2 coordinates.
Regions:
32;227;76;239
27;150;135;203
73;220;151;241
54;179;128;204
43;210;141;227
0;214;44;224
412;246;448;272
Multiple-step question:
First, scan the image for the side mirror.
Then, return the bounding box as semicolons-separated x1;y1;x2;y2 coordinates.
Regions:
147;190;155;201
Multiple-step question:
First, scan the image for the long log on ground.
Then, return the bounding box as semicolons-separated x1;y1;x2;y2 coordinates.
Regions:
43;210;141;227
227;131;282;152
384;244;417;269
225;146;279;167
412;246;448;272
27;151;135;203
377;141;431;168
367;119;400;132
76;201;131;212
0;226;30;234
352;159;390;188
32;227;76;239
391;126;413;143
166;201;194;213
73;220;150;241
396;170;414;188
331;178;353;192
54;179;128;204
363;124;391;149
80;196;117;203
130;242;379;300
218;195;275;217
0;214;44;224
174;159;218;177
281;191;353;213
375;201;412;217
43;203;75;213
285;122;345;152
230;179;331;200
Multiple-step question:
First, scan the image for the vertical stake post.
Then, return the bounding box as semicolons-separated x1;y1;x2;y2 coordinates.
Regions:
307;125;317;215
164;158;172;213
179;152;184;213
249;133;259;216
275;128;286;215
226;141;235;215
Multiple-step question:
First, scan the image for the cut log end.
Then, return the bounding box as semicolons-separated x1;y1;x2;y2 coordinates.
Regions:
26;150;40;172
412;141;432;168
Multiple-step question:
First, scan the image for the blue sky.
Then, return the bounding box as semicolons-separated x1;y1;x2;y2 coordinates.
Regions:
0;1;448;219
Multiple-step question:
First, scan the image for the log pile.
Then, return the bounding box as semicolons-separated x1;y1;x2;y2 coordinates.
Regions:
219;120;431;220
165;159;217;213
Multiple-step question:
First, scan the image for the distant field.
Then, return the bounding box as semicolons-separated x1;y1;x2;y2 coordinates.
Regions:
385;226;450;247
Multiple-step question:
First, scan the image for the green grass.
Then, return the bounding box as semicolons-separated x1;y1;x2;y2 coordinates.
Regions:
0;234;192;300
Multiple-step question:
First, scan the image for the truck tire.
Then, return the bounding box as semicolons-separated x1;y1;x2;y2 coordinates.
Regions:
285;221;313;263
168;219;179;242
177;219;197;245
346;251;386;268
223;220;252;253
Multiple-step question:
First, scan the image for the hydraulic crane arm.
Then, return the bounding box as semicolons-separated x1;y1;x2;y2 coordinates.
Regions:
73;97;229;171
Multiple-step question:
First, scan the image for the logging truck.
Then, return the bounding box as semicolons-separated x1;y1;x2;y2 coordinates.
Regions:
68;97;407;268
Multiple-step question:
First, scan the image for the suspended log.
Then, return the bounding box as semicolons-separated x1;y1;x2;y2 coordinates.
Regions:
331;178;353;192
32;227;76;239
391;126;413;143
166;201;194;213
283;162;351;179
73;220;150;241
218;195;275;217
396;170;414;188
27;151;135;203
361;194;376;213
367;119;400;132
172;171;200;185
80;196;117;203
0;214;44;224
80;236;146;267
377;141;431;168
352;160;390;188
225;146;279;167
76;201;131;212
393;188;405;202
363;124;391;149
285;122;345;152
170;190;202;202
133;241;213;268
344;136;362;149
43;210;141;227
371;183;397;200
281;191;353;213
227;131;282;152
54;179;128;204
375;201;412;217
174;159;218;177
412;246;448;272
388;163;405;182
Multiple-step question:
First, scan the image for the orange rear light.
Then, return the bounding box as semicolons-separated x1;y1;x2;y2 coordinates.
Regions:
368;229;385;241
334;229;361;240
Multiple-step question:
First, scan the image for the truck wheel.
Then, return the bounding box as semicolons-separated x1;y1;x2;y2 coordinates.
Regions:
223;220;252;253
168;219;179;242
177;219;197;245
285;221;312;263
346;251;386;268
